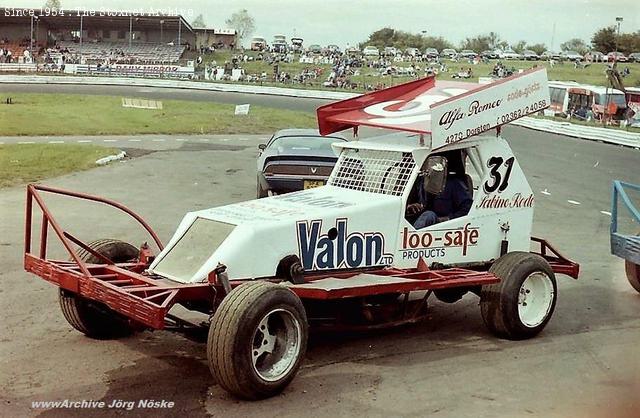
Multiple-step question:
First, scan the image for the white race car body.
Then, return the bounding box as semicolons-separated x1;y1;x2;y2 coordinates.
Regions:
150;68;548;284
150;134;533;284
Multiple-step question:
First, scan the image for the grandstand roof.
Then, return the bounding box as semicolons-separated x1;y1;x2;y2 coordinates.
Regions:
0;8;193;32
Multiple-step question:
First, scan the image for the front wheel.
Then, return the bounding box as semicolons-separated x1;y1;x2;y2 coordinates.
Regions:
207;281;308;400
59;239;140;339
480;252;557;340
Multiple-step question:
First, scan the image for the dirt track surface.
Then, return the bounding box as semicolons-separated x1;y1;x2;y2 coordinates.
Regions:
1;127;639;418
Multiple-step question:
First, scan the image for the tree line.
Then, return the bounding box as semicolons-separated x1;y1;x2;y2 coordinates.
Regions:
359;27;640;55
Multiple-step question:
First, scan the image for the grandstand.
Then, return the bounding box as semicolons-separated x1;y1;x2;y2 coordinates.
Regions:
56;41;186;64
0;7;198;65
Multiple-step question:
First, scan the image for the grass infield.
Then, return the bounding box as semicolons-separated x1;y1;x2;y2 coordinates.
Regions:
0;144;118;187
0;93;317;136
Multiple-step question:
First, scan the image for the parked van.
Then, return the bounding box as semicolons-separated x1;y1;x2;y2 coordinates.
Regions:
548;82;627;120
626;87;640;110
250;36;267;51
291;38;304;53
573;86;627;120
272;34;288;53
547;81;579;115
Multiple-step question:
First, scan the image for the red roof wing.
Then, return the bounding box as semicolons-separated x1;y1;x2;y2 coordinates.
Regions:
316;68;550;150
317;77;435;136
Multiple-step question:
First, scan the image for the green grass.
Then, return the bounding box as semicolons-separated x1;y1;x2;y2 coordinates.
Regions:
0;93;317;136
0;144;117;187
205;50;640;90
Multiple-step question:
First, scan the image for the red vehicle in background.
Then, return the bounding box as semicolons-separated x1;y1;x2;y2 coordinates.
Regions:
626;87;640;111
607;52;628;62
548;83;628;120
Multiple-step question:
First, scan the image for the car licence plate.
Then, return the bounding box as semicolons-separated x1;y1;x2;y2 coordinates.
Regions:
304;180;325;189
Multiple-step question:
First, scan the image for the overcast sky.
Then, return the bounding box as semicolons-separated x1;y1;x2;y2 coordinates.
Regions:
5;0;639;49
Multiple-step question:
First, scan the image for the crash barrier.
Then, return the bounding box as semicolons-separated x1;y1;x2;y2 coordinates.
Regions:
511;117;640;148
121;98;163;110
1;74;638;147
0;74;354;101
0;63;38;72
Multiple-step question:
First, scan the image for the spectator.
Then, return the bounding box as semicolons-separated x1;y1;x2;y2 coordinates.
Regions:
573;107;588;120
586;108;594;122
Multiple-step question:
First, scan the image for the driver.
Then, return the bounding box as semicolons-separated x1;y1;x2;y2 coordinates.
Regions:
406;150;473;229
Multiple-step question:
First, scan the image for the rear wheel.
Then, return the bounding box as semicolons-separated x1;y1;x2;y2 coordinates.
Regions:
257;181;269;198
207;281;308;400
480;252;557;340
59;239;139;339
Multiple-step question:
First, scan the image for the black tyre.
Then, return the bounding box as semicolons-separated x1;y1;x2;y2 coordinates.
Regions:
73;238;139;264
257;174;271;198
59;239;139;339
480;252;557;340
257;182;268;198
207;281;308;400
624;233;640;293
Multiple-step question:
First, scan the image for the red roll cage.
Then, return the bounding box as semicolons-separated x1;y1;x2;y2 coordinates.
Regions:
24;184;578;331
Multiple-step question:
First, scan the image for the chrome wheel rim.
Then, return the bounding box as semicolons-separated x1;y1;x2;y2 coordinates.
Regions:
251;308;301;382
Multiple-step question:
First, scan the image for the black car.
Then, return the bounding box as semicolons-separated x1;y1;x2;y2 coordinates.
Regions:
256;129;347;197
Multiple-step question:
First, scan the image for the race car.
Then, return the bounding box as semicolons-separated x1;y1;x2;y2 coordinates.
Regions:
24;67;579;400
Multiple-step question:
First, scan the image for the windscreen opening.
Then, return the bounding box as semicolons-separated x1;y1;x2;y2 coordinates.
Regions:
153;218;235;282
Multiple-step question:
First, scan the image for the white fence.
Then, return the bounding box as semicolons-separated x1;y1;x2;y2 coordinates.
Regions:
0;63;38;72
